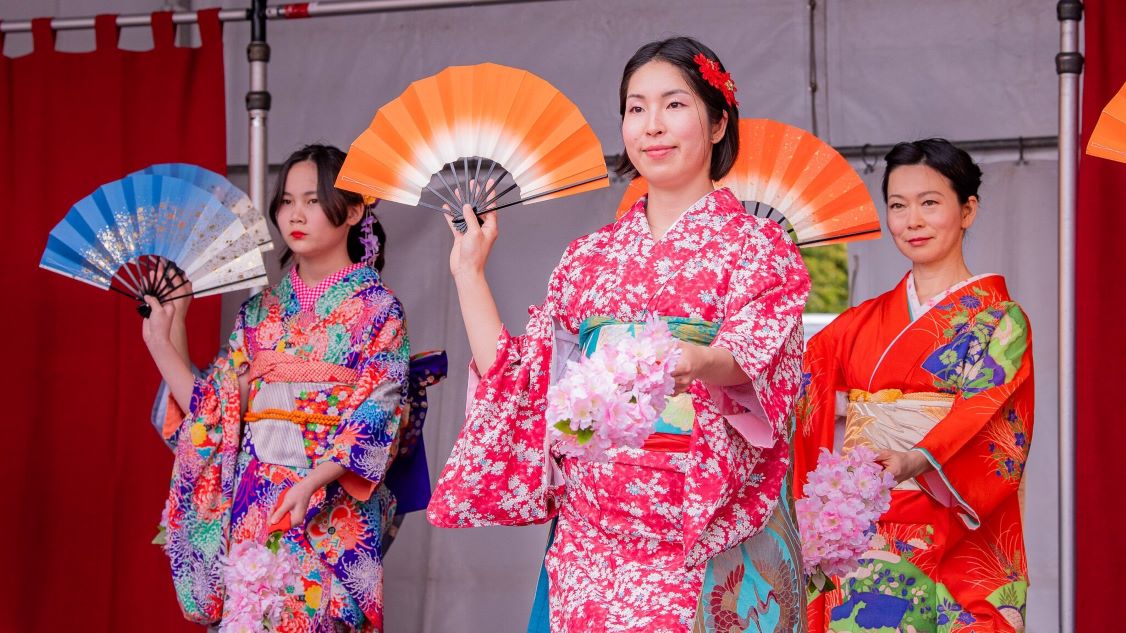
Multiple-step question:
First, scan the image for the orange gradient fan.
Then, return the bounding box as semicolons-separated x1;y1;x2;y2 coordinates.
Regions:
616;178;648;217
1087;81;1126;163
616;119;881;247
337;63;609;231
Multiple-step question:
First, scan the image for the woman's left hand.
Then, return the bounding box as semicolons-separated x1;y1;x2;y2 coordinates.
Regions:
269;480;315;529
670;342;707;395
876;449;932;484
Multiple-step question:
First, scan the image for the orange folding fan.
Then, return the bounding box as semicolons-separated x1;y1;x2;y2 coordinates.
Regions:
337;63;609;231
616;119;881;247
1087;81;1126;163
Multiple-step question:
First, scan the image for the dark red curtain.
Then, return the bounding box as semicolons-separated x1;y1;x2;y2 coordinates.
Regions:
0;11;226;632
1077;0;1126;629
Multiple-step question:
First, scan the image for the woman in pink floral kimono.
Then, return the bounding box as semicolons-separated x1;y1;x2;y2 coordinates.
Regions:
428;38;811;632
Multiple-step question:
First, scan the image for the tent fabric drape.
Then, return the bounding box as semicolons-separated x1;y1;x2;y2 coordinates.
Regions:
0;10;226;632
1076;1;1126;630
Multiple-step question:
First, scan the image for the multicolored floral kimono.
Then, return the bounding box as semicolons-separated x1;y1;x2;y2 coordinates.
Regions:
428;188;811;632
155;264;427;632
795;273;1034;633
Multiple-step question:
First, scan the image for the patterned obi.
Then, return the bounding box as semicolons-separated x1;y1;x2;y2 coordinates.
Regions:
240;348;445;512
843;388;954;491
242;350;357;468
576;316;720;450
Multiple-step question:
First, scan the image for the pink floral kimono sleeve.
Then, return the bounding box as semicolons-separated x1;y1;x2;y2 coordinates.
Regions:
710;223;811;446
681;223;810;566
427;245;579;528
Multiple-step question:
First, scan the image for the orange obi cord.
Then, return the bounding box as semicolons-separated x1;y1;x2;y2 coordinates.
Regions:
243;408;342;427
245;408;376;502
247;349;359;384
641;432;691;453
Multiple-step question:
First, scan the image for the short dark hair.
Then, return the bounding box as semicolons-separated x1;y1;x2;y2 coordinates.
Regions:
615;37;740;182
268;143;385;271
881;138;982;205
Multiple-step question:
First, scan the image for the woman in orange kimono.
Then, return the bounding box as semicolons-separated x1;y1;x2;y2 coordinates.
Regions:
795;139;1033;632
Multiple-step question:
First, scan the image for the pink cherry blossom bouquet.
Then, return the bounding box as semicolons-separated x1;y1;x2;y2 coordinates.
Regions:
797;446;896;592
546;316;682;461
219;532;302;632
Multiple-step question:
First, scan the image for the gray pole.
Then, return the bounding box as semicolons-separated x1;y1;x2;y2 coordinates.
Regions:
0;0;567;33
1056;2;1083;632
247;0;270;271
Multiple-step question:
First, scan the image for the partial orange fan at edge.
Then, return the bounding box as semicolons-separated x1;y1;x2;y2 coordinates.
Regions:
1087;81;1126;163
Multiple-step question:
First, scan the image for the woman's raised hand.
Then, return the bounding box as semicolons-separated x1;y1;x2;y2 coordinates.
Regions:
141;294;176;349
142;258;193;363
444;179;499;278
164;261;193;323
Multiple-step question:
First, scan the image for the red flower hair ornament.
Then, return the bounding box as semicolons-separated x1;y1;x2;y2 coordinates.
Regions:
693;53;739;108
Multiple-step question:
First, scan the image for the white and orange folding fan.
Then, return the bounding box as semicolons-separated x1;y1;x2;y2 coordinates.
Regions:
1087;81;1126;163
616;178;649;217
337;63;609;231
616;119;881;247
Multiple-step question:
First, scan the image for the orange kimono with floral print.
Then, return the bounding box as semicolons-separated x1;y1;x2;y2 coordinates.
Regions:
795;273;1033;633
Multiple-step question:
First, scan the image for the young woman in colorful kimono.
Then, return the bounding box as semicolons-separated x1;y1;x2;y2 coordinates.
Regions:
427;37;811;632
143;144;427;632
795;139;1034;632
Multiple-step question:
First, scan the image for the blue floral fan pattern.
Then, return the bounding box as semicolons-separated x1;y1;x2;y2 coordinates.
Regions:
132;163;273;251
40;172;268;313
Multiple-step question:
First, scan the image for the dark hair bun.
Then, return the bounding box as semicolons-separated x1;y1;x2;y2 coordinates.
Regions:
881;138;982;205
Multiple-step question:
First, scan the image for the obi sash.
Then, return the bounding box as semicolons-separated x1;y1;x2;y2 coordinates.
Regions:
243;349;446;510
843;388;954;491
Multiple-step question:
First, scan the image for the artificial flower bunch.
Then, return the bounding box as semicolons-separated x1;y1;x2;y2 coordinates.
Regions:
219;532;302;632
797;445;897;590
547;316;682;461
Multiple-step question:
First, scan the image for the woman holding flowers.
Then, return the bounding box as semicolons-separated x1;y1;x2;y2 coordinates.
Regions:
794;139;1034;632
144;144;436;632
427;37;810;632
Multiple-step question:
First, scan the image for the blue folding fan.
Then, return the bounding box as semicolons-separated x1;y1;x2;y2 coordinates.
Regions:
131;163;274;251
40;173;269;317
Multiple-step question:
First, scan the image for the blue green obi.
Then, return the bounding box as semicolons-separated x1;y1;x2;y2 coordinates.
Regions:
576;315;720;436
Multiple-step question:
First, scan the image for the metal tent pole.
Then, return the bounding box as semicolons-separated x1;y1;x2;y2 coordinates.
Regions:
0;9;249;31
1056;2;1083;633
247;0;270;241
0;0;567;33
833;136;1058;160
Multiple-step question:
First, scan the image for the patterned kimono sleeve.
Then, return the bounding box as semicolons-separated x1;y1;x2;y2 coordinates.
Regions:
151;365;203;448
913;301;1034;528
710;222;811;445
161;304;250;624
317;295;410;498
791;308;857;497
680;224;810;567
155;305;251;450
427;244;578;529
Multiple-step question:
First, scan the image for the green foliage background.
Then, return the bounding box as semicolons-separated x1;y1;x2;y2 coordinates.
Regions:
800;244;848;313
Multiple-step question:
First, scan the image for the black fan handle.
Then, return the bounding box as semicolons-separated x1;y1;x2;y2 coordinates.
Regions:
137;301;152;319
